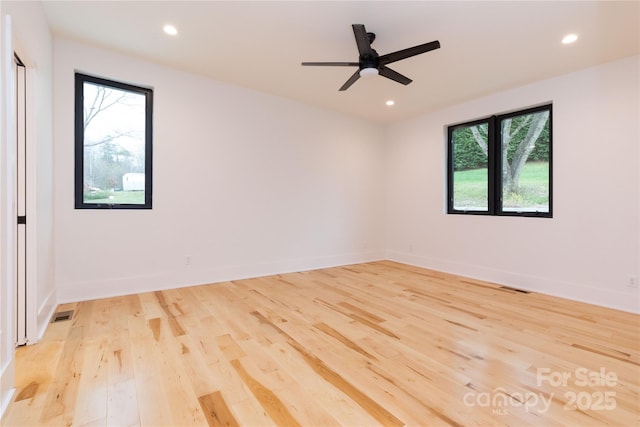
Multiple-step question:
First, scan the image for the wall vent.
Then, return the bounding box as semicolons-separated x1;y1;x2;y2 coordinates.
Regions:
499;286;531;294
51;310;74;323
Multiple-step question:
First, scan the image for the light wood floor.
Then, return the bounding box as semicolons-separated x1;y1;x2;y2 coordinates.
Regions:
2;261;639;426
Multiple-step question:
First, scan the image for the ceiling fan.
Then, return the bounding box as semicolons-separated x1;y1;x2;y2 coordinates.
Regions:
302;24;440;91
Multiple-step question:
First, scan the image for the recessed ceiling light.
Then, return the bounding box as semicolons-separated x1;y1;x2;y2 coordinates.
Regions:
163;25;178;36
562;33;578;44
386;100;395;106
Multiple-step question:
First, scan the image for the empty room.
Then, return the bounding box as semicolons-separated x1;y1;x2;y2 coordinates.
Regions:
0;1;638;426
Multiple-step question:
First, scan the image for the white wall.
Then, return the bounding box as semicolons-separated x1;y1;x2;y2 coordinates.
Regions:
54;38;386;303
54;40;639;312
385;55;640;313
0;0;54;416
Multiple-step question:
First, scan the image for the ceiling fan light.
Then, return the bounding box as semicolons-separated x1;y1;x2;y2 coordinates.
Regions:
359;67;379;78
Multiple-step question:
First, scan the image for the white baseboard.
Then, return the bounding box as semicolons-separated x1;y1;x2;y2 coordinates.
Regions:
0;358;15;421
35;287;57;343
386;251;640;314
58;251;385;303
57;250;638;313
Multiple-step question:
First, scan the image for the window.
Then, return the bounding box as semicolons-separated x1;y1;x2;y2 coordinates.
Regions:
447;104;552;217
75;73;153;209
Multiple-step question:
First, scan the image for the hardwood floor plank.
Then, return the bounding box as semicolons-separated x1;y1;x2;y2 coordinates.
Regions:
262;340;382;426
107;379;139;427
229;398;278;427
313;321;378;360
215;334;247;361
229;359;301;427
71;338;109;426
39;322;86;425
127;311;173;426
284;335;404;426
154;291;186;337
198;391;240;427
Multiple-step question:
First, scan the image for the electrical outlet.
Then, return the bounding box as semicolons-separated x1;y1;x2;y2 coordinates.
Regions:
628;275;638;289
185;256;191;266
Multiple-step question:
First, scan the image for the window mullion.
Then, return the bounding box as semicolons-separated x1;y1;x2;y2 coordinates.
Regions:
487;115;498;215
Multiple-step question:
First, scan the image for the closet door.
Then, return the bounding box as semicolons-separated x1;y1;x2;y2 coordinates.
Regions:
15;53;26;346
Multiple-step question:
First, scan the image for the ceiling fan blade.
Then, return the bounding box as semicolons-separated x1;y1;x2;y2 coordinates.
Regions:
379;40;440;65
352;24;373;56
301;62;359;67
379;65;412;85
339;70;361;91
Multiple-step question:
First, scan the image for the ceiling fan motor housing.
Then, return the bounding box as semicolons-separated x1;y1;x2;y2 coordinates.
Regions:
359;51;379;71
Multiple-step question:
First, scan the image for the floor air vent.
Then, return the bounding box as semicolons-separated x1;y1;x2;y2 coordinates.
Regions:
499;286;531;294
51;310;74;323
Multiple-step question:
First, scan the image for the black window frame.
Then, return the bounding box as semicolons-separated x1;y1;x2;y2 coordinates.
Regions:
447;104;552;218
74;72;153;209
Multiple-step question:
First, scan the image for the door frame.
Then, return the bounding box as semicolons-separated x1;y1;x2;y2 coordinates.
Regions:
13;51;36;345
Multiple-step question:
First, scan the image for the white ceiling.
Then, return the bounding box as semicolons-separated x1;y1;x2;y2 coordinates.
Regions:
41;1;639;123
